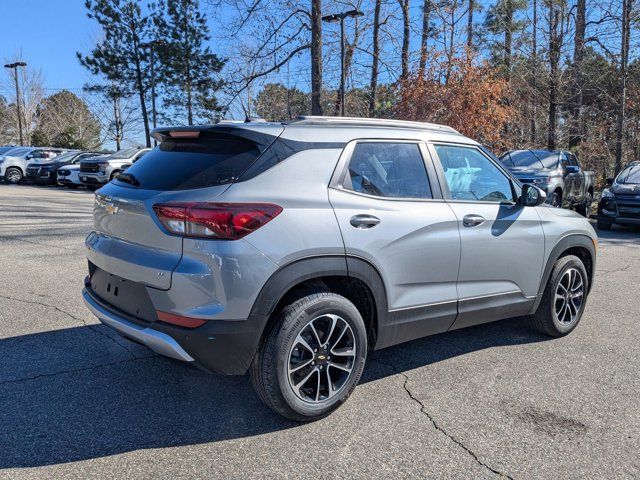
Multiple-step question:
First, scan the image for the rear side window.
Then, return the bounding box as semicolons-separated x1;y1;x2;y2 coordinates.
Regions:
114;132;262;190
343;142;432;199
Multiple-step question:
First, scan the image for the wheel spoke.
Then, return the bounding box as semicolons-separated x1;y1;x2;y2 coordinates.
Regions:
315;369;321;401
288;357;313;374
308;321;322;348
325;315;339;345
293;366;317;389
331;324;348;350
325;368;335;398
329;362;352;373
295;335;315;355
331;346;355;357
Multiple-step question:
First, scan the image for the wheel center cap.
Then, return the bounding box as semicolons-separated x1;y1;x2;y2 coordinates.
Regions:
315;349;329;364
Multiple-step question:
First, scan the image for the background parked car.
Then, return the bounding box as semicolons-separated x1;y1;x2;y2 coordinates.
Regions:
0;146;18;155
26;151;104;185
597;161;640;230
57;164;84;188
79;148;150;189
499;149;595;215
0;147;68;184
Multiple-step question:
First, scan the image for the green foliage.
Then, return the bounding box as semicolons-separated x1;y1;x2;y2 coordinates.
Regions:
153;0;225;124
256;84;309;121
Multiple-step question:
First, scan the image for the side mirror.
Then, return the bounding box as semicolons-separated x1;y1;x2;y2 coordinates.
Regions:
564;165;579;174
605;177;614;186
520;184;547;207
25;154;33;160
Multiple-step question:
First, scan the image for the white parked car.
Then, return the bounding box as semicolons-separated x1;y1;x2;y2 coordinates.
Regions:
57;164;83;188
0;147;70;184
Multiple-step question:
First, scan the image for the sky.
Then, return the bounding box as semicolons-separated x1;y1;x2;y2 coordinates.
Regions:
0;0;97;93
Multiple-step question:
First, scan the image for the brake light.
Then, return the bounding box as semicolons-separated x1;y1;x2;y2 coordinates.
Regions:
152;202;282;240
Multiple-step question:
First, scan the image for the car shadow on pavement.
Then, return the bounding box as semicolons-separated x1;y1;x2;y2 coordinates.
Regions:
594;223;640;246
0;317;549;469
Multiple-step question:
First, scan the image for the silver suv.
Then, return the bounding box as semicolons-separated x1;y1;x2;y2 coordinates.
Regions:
82;117;597;421
79;148;150;188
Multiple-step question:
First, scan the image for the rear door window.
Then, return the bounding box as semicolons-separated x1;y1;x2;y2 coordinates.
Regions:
343;142;432;199
113;131;265;190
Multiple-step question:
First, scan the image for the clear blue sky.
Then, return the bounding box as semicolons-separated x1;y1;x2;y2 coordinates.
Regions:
0;0;96;92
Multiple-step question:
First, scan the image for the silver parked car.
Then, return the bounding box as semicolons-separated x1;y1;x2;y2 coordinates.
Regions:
78;148;151;189
82;117;597;421
0;147;69;184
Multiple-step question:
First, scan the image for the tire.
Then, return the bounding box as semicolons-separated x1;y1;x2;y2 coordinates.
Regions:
250;291;368;421
576;192;593;217
528;255;589;337
4;167;23;184
551;191;562;208
596;216;612;231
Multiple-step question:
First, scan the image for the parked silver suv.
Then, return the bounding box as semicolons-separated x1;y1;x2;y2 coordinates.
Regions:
82;117;597;421
79;148;150;188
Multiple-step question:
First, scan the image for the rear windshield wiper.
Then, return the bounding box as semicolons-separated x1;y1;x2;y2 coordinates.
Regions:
117;172;141;186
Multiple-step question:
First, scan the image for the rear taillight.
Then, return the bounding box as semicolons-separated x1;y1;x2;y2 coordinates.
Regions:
152;202;282;240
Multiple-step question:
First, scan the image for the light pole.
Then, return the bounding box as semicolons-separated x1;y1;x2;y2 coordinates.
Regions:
322;9;363;117
4;62;27;145
140;40;166;145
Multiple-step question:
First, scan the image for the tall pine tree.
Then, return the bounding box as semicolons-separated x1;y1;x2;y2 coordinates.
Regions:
78;0;154;146
154;0;225;125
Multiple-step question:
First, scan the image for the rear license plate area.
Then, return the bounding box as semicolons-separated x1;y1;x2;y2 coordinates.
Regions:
89;264;158;321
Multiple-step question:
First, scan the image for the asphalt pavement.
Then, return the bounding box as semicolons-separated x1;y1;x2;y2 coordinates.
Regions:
0;184;638;479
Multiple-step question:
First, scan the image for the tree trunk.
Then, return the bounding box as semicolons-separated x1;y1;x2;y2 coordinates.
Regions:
310;0;323;115
568;0;585;149
615;0;632;174
419;0;431;73
504;0;513;80
530;0;538;144
369;0;382;116
399;0;410;81
334;20;361;116
132;35;150;147
547;4;561;150
466;0;474;50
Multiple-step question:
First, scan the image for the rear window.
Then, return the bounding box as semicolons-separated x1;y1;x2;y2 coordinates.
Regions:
113;131;264;190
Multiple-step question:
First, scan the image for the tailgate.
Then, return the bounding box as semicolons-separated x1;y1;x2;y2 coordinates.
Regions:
87;184;225;289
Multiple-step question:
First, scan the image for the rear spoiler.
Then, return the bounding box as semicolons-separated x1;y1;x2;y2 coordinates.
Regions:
151;124;283;143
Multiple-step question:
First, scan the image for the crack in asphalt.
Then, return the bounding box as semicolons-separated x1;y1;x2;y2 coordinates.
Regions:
399;372;514;479
598;264;632;275
0;294;137;355
0;235;78;251
0;355;155;386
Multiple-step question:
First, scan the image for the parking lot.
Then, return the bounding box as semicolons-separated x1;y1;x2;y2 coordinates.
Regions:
0;183;638;479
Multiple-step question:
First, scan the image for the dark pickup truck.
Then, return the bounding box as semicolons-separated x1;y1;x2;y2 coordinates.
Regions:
499;149;595;216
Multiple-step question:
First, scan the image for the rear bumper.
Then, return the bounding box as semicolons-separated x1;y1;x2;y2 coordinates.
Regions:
83;288;194;361
82;285;266;375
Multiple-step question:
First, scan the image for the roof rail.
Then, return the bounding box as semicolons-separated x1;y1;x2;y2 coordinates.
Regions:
286;115;459;134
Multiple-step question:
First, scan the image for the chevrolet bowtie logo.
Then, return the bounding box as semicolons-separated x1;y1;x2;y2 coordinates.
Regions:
104;202;118;215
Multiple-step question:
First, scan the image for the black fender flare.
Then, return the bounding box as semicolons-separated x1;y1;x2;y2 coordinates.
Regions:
247;254;388;342
529;233;596;314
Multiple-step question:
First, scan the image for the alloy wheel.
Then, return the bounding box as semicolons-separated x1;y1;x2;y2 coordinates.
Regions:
6;169;21;184
287;314;356;403
554;267;584;326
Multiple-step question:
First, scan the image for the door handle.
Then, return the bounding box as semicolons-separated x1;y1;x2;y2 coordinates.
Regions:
463;214;485;227
350;214;381;229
